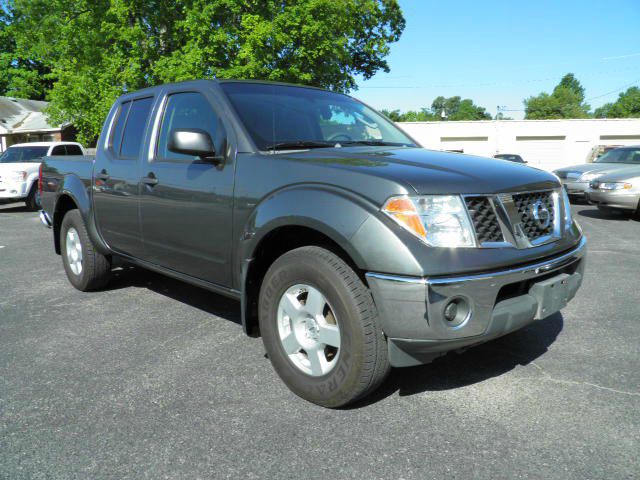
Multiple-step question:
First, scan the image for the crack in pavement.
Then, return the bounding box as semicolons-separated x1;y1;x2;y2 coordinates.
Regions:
527;360;640;397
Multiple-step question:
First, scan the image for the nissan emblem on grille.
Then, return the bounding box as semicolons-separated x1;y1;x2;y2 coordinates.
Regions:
464;190;560;248
530;200;551;229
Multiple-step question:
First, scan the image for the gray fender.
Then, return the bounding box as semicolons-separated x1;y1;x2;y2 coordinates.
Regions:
236;185;423;333
53;174;110;256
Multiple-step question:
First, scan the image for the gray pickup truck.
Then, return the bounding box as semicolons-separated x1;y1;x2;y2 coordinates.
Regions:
39;80;586;407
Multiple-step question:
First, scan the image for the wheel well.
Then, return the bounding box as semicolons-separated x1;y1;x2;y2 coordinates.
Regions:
53;195;78;254
243;226;364;337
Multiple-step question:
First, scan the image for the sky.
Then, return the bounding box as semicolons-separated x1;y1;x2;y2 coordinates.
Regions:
354;0;640;119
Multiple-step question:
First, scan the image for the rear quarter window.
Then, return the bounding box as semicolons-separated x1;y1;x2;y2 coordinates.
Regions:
109;101;131;155
120;97;154;159
65;144;83;155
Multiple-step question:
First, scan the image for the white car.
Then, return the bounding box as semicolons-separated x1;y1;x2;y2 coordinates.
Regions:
0;142;85;211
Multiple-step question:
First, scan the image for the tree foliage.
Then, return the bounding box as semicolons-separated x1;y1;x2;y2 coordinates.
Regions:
594;87;640;118
381;96;491;122
0;4;50;99
6;0;405;143
524;73;590;119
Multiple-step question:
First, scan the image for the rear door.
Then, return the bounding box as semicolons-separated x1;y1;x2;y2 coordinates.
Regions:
139;87;235;286
93;96;155;257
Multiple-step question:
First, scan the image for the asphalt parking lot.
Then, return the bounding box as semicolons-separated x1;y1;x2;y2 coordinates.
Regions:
1;202;638;480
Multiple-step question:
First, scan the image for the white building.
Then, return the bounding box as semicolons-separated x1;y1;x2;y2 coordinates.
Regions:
398;118;640;171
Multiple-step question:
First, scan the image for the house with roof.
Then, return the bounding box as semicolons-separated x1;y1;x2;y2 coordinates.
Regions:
0;96;77;152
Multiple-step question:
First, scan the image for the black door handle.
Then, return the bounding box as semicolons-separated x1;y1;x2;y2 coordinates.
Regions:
141;173;158;186
96;170;110;181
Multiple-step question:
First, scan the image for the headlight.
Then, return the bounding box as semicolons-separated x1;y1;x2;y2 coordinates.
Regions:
598;182;633;191
382;195;476;247
579;172;600;182
9;171;28;181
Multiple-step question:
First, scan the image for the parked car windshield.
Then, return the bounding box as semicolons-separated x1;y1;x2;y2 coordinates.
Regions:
220;82;416;151
594;147;640;164
0;146;49;163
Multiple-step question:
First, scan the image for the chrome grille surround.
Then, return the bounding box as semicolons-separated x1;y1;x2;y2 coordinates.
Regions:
463;189;563;249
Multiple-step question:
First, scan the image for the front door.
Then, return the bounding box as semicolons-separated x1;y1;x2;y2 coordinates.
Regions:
139;89;235;287
93;96;155;257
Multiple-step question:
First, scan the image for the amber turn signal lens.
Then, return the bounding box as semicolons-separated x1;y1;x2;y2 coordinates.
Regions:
382;197;427;240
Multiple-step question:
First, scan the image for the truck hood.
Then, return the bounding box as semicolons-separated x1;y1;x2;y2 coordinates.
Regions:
286;147;559;194
554;162;639;179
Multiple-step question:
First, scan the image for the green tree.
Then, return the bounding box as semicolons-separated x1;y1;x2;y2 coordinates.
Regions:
380;109;403;121
0;4;50;99
431;96;491;120
9;0;405;144
524;73;591;119
594;87;640;118
380;96;491;122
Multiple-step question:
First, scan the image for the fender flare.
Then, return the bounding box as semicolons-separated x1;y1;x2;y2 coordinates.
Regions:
236;184;423;334
53;174;110;256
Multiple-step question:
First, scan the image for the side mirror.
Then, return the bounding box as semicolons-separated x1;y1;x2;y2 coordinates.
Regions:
168;128;222;163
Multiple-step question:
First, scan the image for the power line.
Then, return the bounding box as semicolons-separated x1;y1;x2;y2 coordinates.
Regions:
586;79;640;101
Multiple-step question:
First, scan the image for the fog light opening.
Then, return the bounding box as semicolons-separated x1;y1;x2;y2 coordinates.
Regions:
443;297;471;328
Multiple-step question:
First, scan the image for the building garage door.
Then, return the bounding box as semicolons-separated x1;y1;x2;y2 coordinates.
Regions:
515;136;566;170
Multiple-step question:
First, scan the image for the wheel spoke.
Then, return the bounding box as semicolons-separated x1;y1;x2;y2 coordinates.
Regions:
281;292;301;319
305;287;326;317
307;346;329;376
280;332;302;355
318;324;340;348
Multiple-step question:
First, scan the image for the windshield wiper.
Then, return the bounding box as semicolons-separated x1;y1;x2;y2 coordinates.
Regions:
266;141;337;151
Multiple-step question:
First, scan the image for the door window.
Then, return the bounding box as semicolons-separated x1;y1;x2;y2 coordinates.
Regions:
156;92;222;161
120;97;154;159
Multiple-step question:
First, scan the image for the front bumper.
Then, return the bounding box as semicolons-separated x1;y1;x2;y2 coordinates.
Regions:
0;180;28;200
366;237;586;367
561;180;589;197
586;190;640;211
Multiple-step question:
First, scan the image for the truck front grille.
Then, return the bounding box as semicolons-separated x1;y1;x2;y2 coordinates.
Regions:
463;189;560;248
464;196;503;243
512;191;555;241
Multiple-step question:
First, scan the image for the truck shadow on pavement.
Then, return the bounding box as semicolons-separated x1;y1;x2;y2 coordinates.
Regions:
104;262;563;407
106;263;242;325
0;204;30;213
350;313;564;408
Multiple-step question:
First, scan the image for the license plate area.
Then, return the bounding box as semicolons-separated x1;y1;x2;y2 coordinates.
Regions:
529;273;571;320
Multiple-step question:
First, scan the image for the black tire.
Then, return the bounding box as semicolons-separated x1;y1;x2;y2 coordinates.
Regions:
259;246;390;408
60;209;112;291
25;183;40;211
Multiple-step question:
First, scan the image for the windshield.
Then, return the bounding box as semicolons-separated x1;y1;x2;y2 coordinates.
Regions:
0;146;49;163
595;148;640;164
220;82;416;151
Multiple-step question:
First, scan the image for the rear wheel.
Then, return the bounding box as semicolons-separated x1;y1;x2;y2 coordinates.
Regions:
60;209;112;291
25;183;40;211
259;246;390;408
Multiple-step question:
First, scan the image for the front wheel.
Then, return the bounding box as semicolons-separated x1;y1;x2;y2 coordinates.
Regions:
60;209;112;291
259;246;390;408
